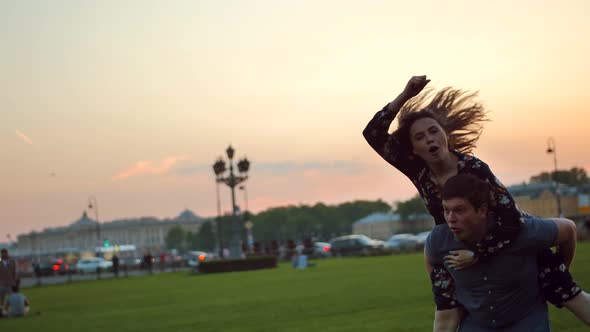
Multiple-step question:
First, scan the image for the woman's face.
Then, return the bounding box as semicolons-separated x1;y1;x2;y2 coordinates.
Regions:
409;117;450;163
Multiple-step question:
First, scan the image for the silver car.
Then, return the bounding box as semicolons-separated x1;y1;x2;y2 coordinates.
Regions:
75;257;113;274
415;231;431;249
386;234;418;252
186;251;209;267
313;242;332;258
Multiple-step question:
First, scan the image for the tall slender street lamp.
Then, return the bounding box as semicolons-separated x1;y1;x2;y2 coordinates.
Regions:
239;185;253;251
88;195;101;250
213;158;227;258
546;137;563;217
239;185;249;213
213;145;250;259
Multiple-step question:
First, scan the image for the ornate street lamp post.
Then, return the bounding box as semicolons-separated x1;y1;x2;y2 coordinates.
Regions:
88;195;101;252
239;185;249;212
213;145;250;259
546;137;563;217
239;185;253;251
213;158;226;258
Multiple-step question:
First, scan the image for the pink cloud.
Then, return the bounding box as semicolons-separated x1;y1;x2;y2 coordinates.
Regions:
241;166;417;214
113;155;189;180
15;130;33;145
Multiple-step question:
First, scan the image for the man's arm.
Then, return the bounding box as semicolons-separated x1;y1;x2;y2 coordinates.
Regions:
362;76;429;177
425;249;461;332
552;218;577;268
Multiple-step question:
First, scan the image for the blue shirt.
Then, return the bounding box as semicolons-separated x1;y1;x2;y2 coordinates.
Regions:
426;217;558;330
6;292;27;316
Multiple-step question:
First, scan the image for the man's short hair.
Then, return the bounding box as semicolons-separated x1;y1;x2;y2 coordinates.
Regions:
1;248;7;253
442;174;490;210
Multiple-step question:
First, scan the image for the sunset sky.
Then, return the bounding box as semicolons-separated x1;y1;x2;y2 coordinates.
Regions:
2;0;590;241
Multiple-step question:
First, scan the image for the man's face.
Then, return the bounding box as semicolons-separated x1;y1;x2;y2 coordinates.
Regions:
1;250;8;260
442;197;487;243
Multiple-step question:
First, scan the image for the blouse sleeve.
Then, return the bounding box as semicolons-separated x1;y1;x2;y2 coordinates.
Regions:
362;105;421;179
470;160;523;259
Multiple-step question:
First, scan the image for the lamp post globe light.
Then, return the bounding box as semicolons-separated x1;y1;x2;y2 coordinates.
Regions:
213;145;250;259
546;137;563;218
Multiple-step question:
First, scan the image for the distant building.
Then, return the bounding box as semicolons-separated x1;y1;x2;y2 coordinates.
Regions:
16;209;205;256
507;181;590;220
352;212;433;240
353;181;590;241
0;242;13;250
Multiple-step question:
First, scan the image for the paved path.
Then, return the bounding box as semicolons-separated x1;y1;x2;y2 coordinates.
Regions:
20;267;191;288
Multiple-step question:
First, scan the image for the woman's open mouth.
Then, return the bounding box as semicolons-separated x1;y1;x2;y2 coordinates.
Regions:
428;146;439;153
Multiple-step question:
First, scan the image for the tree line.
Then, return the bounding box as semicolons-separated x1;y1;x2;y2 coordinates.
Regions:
165;199;391;251
166;167;589;251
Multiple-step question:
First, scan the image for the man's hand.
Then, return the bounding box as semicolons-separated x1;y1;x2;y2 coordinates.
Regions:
402;75;431;98
445;250;478;270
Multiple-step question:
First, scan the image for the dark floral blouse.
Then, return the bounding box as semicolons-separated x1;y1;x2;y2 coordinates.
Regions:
363;105;523;259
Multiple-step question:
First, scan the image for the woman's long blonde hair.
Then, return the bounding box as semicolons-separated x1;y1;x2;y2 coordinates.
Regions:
395;87;489;154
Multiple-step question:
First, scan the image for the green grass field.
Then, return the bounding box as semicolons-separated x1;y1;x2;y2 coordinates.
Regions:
4;243;590;332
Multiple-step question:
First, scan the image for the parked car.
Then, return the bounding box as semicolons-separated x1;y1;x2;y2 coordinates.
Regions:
329;235;386;256
386;234;419;252
36;259;71;276
121;257;142;269
313;242;332;258
186;251;209;267
295;242;332;258
75;257;113;274
415;231;431;249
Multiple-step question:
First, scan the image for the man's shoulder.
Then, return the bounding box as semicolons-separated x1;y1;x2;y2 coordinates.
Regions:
520;217;557;237
511;217;558;250
426;224;451;254
429;224;450;240
7;293;16;303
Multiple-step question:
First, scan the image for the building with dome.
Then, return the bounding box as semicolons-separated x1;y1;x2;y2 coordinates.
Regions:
16;209;206;256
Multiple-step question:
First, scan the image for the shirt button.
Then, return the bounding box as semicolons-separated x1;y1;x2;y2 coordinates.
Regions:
490;306;494;310
492;320;496;324
488;290;492;294
483;276;488;281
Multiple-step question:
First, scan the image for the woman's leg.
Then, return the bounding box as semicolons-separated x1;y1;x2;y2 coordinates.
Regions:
537;248;590;325
430;265;461;310
563;291;590;325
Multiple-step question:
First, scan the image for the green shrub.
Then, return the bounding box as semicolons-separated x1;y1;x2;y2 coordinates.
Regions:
197;256;277;273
